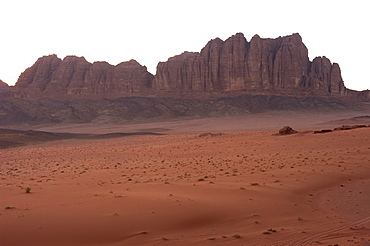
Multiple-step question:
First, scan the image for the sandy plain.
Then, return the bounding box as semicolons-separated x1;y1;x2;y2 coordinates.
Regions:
1;111;370;246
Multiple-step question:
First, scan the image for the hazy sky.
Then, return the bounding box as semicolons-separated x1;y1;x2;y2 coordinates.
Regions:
0;0;368;91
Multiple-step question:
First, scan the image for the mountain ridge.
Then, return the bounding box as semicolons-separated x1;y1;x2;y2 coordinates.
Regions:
1;32;367;100
0;33;369;125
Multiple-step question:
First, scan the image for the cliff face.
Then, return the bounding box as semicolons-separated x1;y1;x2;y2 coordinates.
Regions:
153;33;346;96
12;33;365;99
15;55;154;97
305;56;345;95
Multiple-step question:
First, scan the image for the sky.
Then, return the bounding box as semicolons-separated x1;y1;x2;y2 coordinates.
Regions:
0;0;368;91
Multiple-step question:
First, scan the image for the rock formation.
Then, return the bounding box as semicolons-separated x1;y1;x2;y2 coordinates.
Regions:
153;33;346;97
14;55;154;98
2;32;368;125
7;32;369;100
278;126;298;135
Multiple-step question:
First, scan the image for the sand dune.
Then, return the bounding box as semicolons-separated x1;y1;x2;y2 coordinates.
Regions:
1;117;370;245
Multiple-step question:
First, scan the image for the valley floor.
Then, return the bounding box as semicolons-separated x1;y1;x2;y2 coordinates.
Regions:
1;113;370;245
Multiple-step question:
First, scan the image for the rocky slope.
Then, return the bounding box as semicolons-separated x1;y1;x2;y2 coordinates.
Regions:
0;95;350;125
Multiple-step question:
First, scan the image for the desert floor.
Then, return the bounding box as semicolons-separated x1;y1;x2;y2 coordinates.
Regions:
1;111;370;245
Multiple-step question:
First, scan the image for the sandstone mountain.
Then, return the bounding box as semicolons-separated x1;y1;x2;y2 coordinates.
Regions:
13;55;153;99
9;33;368;99
0;33;369;125
153;33;346;97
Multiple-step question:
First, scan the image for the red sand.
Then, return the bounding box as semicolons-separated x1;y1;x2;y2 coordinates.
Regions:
1;114;370;245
